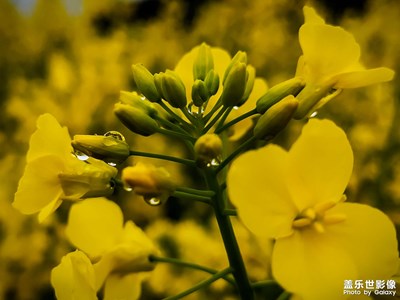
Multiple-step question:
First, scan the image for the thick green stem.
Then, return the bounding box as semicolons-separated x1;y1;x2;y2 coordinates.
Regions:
163;267;233;300
205;170;254;300
149;255;235;285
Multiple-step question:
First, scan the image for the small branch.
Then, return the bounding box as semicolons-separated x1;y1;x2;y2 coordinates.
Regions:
171;191;212;204
215;108;258;134
251;279;277;289
129;150;196;167
163;267;234;300
149;255;235;286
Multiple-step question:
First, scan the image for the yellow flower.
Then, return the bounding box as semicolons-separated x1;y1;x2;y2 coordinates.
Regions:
227;119;398;300
294;6;395;118
13;114;117;222
65;198;158;300
174;44;268;139
51;250;98;300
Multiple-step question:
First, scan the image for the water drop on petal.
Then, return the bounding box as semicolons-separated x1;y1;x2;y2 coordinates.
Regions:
206;158;221;168
188;102;206;118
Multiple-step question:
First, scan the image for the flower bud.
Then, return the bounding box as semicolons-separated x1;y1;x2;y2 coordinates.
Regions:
59;157;117;199
256;77;305;114
131;64;161;102
114;103;159;136
240;65;256;104
122;163;176;203
72;133;130;165
223;51;247;84
194;133;223;167
193;43;214;81
191;79;210;106
254;95;299;140
119;91;158;116
220;62;247;107
204;69;220;96
154;70;187;108
293;84;337;119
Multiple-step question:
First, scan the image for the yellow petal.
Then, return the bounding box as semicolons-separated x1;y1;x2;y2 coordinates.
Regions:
13;155;65;215
66;198;124;258
27;113;72;162
334;67;395;88
299;24;360;83
272;230;357;300
303;6;325;25
287;119;353;210
327;203;399;279
228;145;297;238
38;198;63;223
51;250;97;300
104;273;144;300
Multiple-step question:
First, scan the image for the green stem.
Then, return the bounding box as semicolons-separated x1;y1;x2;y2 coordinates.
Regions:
205;170;254;300
163;267;233;300
203;98;223;123
154;115;192;135
215;106;233;131
157;128;196;143
215;108;258;134
276;291;291;300
216;136;256;173
172;191;212;204
202;106;228;134
149;255;235;285
175;186;215;197
158;101;194;132
129;150;196;167
251;279;277;289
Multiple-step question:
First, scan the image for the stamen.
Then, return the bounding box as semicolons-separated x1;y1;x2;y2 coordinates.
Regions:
312;221;325;233
293;218;313;228
314;199;336;214
323;213;347;225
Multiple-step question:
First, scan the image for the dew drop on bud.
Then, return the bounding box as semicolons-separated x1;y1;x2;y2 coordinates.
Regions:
206;158;221;168
104;131;126;141
309;111;318;118
74;150;89;161
188;102;206;118
144;196;162;206
123;184;133;192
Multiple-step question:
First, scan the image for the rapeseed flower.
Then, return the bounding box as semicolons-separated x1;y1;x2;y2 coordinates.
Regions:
65;198;158;300
294;6;395;118
227;119;398;299
13;114;117;222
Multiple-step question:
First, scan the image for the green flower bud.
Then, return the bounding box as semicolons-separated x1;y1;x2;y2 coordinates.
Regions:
220;62;247;107
191;79;210;107
193;43;214;81
256;77;305;114
223;51;247;84
293;84;336;119
254;95;299;140
194;133;223;168
114;103;159;136
154;70;187;108
204;69;220;96
240;65;256;104
119;91;158;116
72;133;130;165
59;158;117;199
131;64;161;102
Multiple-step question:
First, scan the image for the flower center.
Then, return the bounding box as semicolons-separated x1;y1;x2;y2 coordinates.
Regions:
292;195;347;233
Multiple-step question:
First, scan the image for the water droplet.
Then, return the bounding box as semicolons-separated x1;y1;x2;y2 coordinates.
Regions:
108;162;117;167
188;102;206;117
74;150;89;161
206;158;221;168
123;184;133;192
144;196;162;206
309;111;318;118
104;131;126;141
